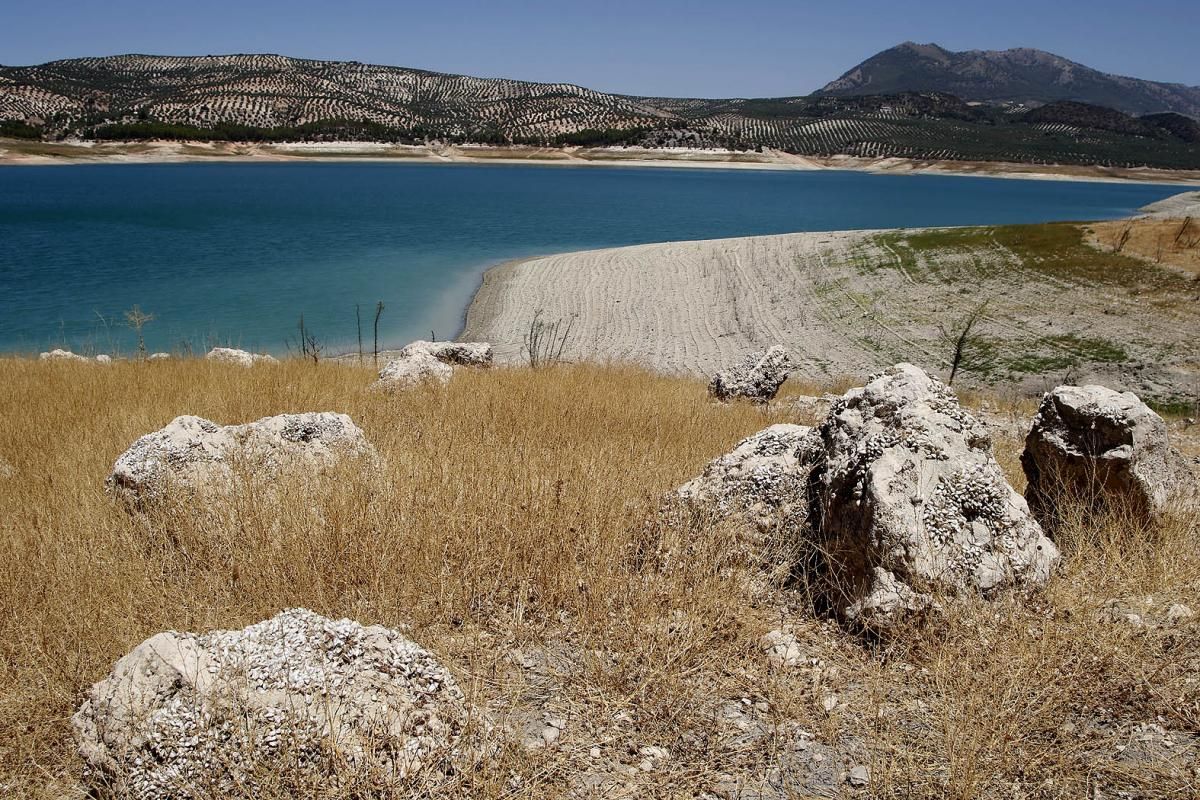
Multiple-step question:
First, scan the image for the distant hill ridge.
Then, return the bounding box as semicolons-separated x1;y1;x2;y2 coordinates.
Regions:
1;52;1198;170
818;42;1200;119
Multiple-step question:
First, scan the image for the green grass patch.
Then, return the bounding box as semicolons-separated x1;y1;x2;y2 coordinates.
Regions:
1003;334;1128;375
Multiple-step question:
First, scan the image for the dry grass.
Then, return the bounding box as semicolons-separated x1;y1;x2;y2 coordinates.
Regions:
0;359;1197;798
1088;217;1200;275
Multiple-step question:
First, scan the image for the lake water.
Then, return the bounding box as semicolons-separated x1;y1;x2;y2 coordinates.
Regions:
0;162;1183;355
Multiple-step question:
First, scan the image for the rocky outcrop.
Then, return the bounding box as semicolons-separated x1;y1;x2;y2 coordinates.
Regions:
205;347;279;367
73;608;469;798
810;364;1058;629
107;412;376;504
675;424;821;535
708;346;794;403
398;340;493;368
1022;385;1196;524
374;350;454;391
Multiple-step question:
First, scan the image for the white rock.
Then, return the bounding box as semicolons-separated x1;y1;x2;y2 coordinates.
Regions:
0;455;13;479
398;340;493;368
373;350;453;391
761;629;805;668
811;364;1059;629
72;608;468;798
148;352;171;361
39;348;89;362
675;424;821;535
708;346;794;403
1167;603;1194;624
848;765;870;786
1022;385;1197;524
107;412;377;505
205;347;279;367
93;354;112;364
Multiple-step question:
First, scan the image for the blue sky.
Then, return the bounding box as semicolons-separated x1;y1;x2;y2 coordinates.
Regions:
2;0;1196;97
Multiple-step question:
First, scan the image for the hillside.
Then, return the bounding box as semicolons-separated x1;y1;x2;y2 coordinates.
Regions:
2;54;1200;170
817;42;1200;118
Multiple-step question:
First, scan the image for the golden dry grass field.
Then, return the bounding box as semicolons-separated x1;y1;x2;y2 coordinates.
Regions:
0;358;1197;798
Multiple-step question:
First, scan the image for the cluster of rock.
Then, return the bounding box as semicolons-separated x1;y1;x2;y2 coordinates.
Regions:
39;349;112;364
374;340;493;391
107;412;377;505
708;346;794;403
1022;384;1196;524
678;363;1196;630
205;347;279;367
37;349;175;363
73;608;469;798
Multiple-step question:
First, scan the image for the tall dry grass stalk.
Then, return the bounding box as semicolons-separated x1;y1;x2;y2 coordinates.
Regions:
0;358;1196;798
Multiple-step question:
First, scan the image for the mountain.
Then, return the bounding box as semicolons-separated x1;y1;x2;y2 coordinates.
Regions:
817;42;1200;119
1;54;1198;170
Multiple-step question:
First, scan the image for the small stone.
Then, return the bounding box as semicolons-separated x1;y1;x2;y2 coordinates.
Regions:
589;746;601;759
821;694;840;713
848;765;870;787
1166;604;1194;624
541;726;560;746
760;629;806;669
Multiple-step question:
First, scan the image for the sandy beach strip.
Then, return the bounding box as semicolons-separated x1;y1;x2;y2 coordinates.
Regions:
461;229;889;378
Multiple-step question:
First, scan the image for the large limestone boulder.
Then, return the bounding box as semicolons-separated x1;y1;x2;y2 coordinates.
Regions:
399;340;493;368
107;412;376;504
205;347;279;367
810;364;1058;628
73;608;469;797
675;424;822;535
374;350;453;391
1022;385;1196;524
709;346;794;403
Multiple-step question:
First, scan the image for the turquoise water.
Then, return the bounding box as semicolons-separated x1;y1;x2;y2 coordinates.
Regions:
0;162;1183;355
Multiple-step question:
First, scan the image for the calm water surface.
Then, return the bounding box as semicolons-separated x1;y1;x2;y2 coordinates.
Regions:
0;162;1183;354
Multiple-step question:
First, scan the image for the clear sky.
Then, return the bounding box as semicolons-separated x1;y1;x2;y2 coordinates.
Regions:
2;0;1196;97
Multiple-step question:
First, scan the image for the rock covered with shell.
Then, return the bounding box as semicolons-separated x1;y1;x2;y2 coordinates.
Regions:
204;347;279;367
373;350;454;391
72;608;470;798
107;412;377;505
398;340;494;368
708;346;794;403
810;363;1058;629
1022;384;1196;525
674;424;822;535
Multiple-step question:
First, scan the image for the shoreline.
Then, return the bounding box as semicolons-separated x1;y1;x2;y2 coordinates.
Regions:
3;138;1200;185
458;214;1200;401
